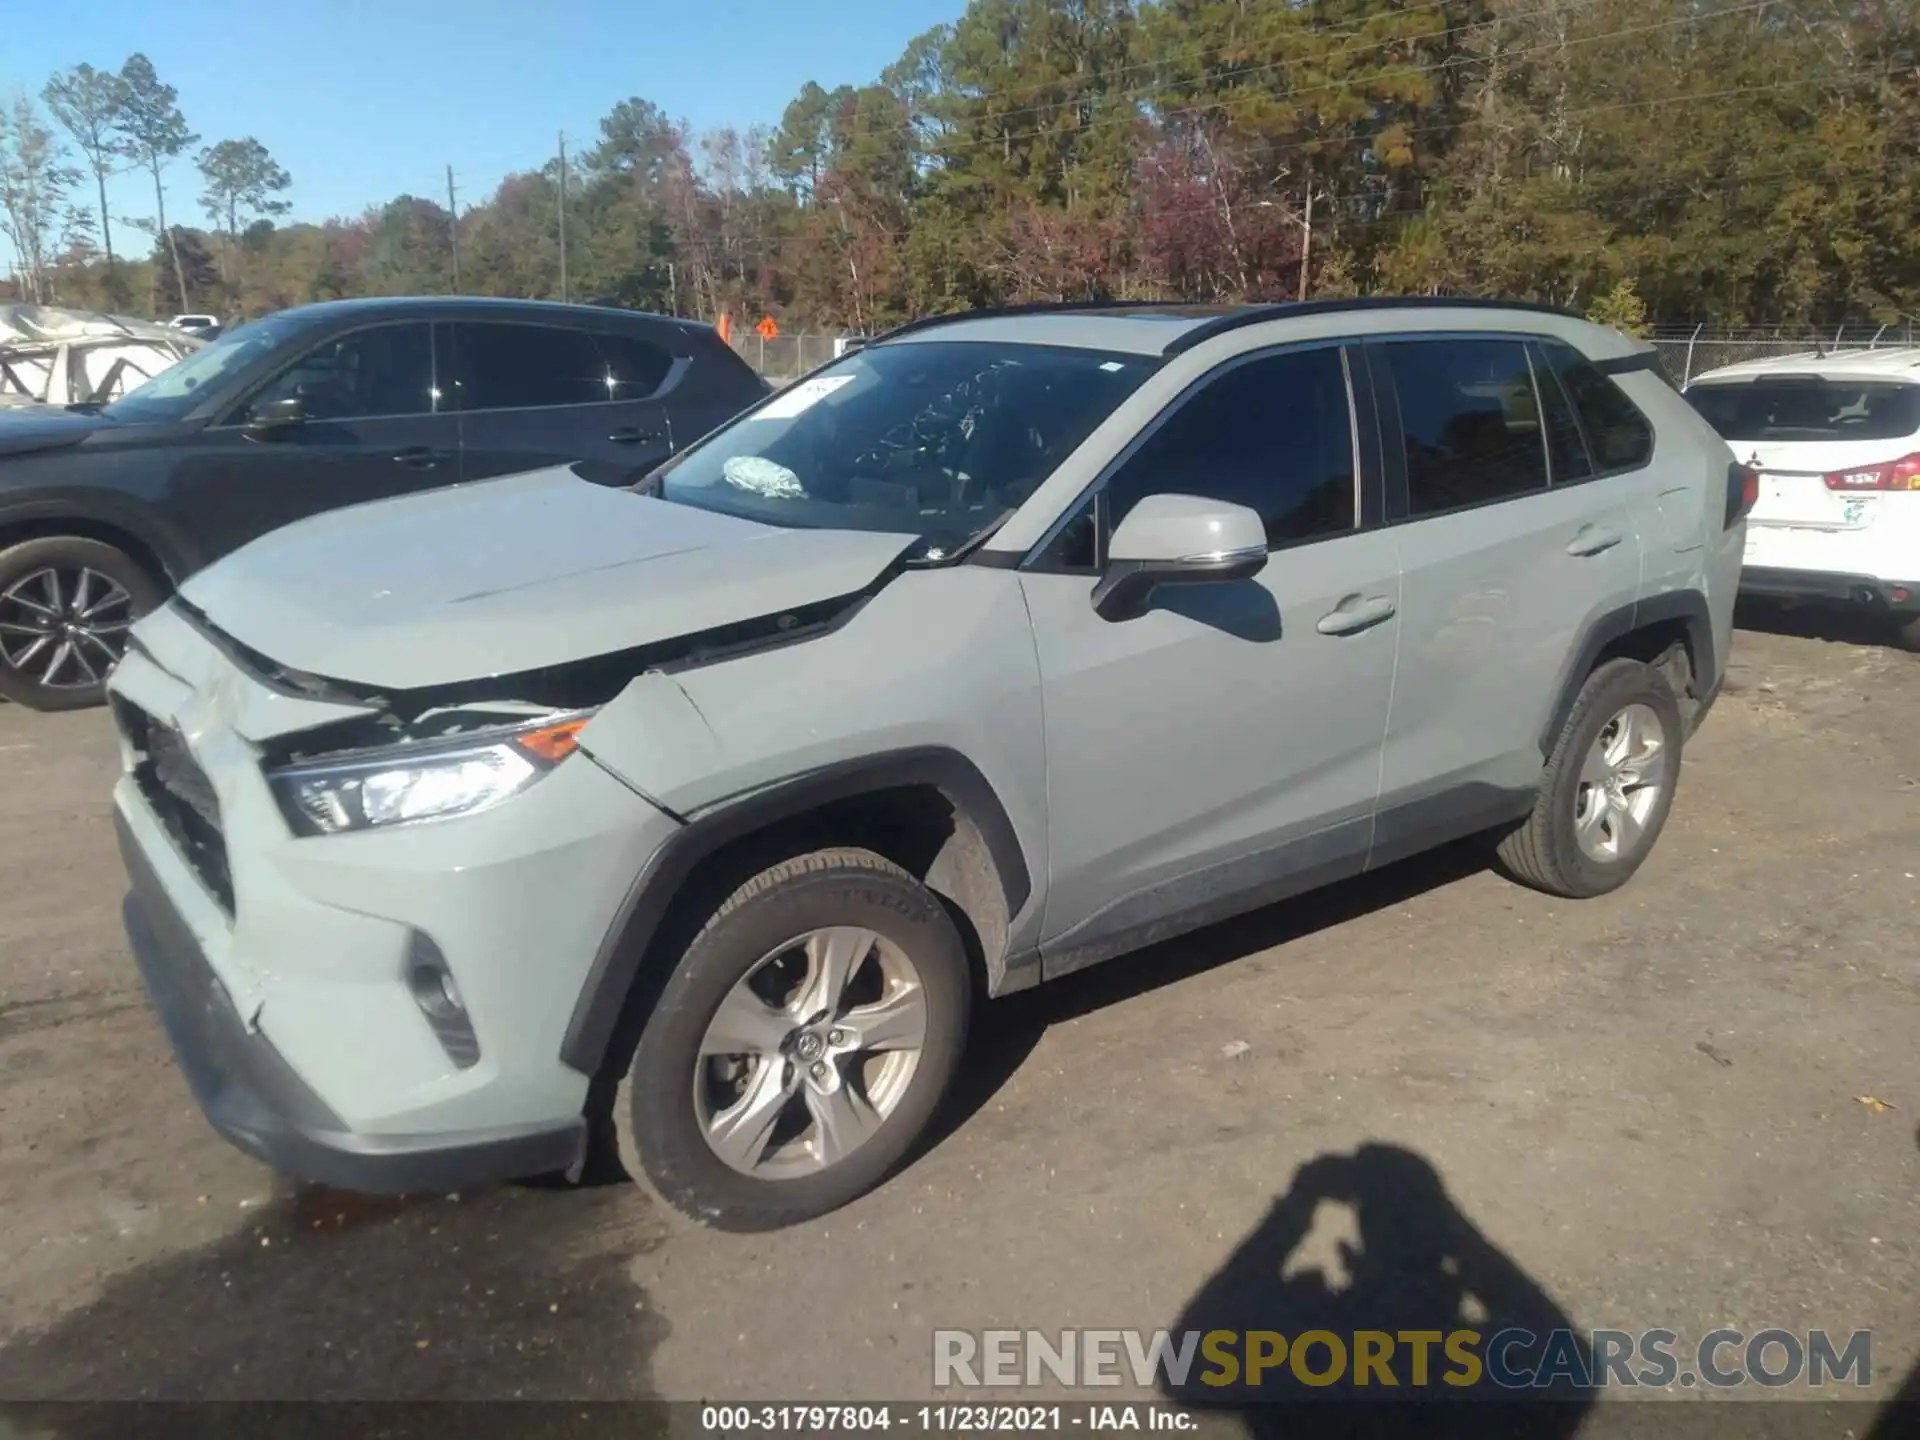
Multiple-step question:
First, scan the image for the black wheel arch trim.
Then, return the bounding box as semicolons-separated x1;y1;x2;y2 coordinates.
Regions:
0;493;199;582
1539;589;1715;758
560;746;1033;1077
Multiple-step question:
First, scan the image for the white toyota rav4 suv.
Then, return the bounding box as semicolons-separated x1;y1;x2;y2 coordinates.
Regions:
1685;347;1920;649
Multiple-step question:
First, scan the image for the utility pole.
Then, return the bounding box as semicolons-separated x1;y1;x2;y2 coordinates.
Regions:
446;164;461;293
1298;184;1314;302
557;131;570;304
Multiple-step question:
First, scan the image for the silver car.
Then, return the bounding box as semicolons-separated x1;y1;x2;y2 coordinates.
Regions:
109;299;1749;1230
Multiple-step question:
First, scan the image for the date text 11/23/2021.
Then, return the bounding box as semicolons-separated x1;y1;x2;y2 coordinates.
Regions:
699;1404;1201;1433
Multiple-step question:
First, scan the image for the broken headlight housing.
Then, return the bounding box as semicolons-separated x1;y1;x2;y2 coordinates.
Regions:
266;712;593;836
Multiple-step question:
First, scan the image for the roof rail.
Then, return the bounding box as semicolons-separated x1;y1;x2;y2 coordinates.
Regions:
872;299;1207;345
1161;295;1585;356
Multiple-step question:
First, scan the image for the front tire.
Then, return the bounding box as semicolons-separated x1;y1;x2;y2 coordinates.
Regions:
614;847;970;1231
0;536;166;712
1498;658;1683;898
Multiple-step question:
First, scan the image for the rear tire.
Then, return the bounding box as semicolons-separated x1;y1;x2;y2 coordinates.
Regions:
613;847;970;1231
1498;658;1683;898
0;536;166;712
1896;612;1920;654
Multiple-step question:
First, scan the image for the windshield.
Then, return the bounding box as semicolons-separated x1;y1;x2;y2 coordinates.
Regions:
656;340;1161;557
101;317;299;423
1686;378;1920;444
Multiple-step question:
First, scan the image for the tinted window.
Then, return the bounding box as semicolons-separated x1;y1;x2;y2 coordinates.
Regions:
1686;378;1920;444
1543;340;1655;470
593;330;675;399
452;322;615;411
1533;345;1595;483
1104;347;1356;547
658;341;1158;558
245;324;436;422
1383;338;1548;515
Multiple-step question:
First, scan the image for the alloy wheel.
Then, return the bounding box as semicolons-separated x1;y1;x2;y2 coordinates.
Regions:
693;925;928;1179
0;567;136;691
1573;702;1669;862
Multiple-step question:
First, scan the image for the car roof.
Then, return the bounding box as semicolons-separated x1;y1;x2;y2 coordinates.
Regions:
882;307;1229;356
262;295;706;333
1688;347;1920;387
874;296;1603;358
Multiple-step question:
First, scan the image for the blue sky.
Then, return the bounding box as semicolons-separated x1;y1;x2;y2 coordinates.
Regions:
4;0;956;269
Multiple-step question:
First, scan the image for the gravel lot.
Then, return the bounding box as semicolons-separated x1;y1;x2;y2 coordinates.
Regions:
1;611;1916;1428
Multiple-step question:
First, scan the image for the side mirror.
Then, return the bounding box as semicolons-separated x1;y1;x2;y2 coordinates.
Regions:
1090;493;1268;623
246;396;306;434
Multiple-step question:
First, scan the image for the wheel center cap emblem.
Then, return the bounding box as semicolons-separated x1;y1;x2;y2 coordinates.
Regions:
795;1031;825;1062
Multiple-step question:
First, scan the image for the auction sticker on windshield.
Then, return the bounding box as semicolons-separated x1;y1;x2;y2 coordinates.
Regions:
754;374;857;420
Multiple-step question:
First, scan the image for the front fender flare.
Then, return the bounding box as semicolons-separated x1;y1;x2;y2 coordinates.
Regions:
559;746;1033;1077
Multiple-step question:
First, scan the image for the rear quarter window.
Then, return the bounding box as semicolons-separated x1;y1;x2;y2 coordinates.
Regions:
1541;340;1655;471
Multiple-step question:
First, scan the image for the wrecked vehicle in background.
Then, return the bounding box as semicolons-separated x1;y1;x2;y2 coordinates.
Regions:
0;305;204;411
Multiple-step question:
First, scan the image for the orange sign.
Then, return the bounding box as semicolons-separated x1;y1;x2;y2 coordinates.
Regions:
755;315;780;340
716;313;733;344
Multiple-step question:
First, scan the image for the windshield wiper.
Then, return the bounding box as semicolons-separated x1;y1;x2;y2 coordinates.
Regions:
64;401;106;415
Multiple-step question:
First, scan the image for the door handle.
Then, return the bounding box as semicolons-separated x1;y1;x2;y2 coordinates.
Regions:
1567;525;1624;557
393;446;451;469
1316;594;1398;636
607;427;663;445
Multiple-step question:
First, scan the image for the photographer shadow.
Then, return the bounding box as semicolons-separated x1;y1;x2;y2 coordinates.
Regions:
1164;1143;1593;1439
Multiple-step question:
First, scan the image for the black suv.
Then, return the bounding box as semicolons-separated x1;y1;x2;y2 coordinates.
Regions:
0;296;769;710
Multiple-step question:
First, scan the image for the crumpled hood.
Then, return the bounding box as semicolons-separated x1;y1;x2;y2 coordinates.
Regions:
180;465;916;691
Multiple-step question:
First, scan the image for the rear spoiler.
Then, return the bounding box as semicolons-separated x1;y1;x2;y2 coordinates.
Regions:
1593;347;1680;389
1592;349;1664;377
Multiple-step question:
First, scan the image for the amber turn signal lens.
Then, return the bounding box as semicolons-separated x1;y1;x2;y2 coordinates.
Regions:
514;717;590;764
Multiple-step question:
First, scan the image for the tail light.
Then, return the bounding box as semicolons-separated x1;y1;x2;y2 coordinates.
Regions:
1726;463;1759;527
1823;453;1920;491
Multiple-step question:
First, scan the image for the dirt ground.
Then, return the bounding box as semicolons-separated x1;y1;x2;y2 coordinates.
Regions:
1;609;1916;1426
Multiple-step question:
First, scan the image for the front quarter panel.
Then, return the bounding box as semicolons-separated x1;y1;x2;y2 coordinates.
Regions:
579;566;1049;947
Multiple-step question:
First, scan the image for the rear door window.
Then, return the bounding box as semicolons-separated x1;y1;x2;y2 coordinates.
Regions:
1686;379;1920;444
1379;338;1549;516
1531;344;1595;484
591;331;675;399
450;322;616;411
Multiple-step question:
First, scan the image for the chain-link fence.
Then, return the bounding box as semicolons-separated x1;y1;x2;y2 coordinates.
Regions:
728;333;852;383
1652;324;1920;387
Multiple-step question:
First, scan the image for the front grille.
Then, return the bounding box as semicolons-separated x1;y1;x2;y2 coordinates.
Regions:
115;698;234;914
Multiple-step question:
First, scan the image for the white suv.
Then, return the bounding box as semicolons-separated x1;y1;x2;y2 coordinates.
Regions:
1686;348;1920;649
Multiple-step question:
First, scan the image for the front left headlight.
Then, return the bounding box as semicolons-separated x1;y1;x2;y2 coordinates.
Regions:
267;712;593;836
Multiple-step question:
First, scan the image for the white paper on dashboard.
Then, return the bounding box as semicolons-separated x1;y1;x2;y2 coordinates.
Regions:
752;374;856;420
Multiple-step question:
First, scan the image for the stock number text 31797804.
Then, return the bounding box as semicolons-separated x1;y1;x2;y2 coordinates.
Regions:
700;1404;1076;1432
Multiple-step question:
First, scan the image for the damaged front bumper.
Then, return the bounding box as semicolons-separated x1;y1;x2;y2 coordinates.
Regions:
118;809;585;1193
108;601;683;1193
